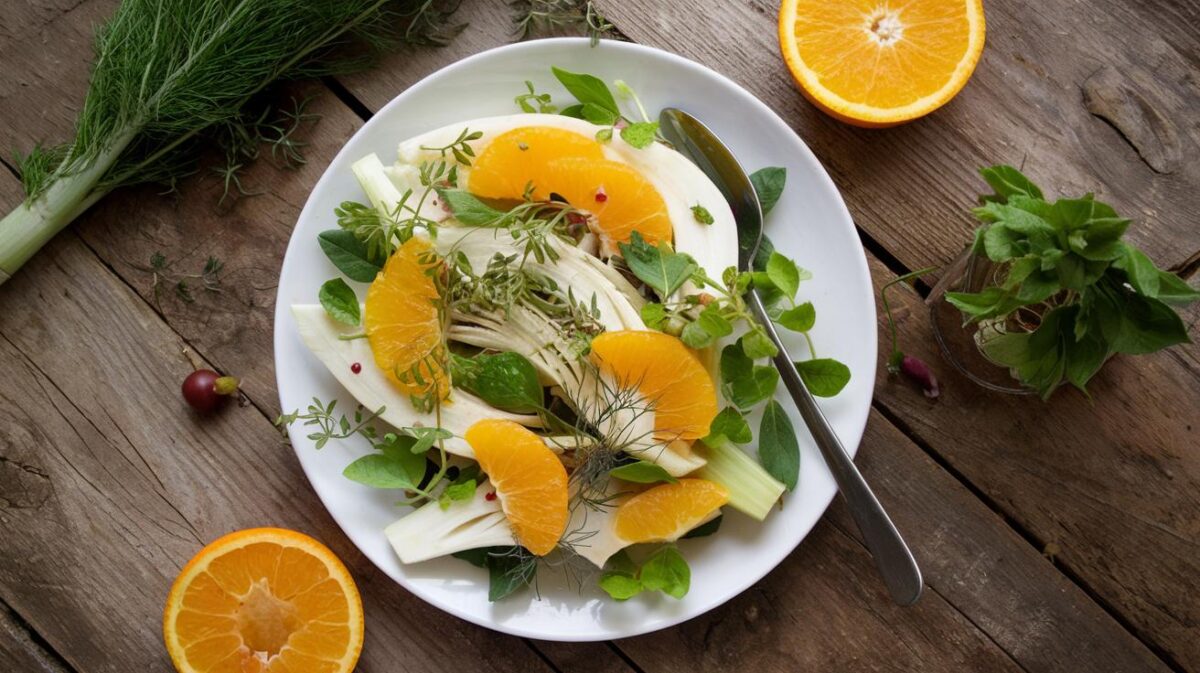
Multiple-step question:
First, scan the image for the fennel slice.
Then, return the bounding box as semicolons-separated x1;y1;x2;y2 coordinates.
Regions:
385;480;515;564
291;304;540;458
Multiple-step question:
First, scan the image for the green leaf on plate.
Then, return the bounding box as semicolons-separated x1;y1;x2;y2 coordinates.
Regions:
758;399;800;490
317;229;381;283
318;278;360;326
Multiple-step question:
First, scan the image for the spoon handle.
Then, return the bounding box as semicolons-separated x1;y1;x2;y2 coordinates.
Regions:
747;290;924;605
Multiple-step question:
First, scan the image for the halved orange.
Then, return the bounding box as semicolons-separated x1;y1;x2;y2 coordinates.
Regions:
614;479;729;542
465;126;673;248
465;419;569;556
779;0;986;127
163;528;363;673
364;236;448;399
589;331;718;440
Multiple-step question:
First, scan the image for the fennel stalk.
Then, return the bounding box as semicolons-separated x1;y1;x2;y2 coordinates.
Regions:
0;0;459;285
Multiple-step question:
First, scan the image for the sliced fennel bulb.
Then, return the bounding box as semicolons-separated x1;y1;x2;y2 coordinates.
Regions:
385;480;515;563
291;305;539;458
696;438;785;521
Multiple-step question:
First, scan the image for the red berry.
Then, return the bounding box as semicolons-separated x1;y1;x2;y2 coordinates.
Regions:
594;189;607;203
351;362;362;374
182;369;239;413
485;491;497;501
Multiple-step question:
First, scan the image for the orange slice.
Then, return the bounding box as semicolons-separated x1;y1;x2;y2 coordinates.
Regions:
163;528;363;673
467;126;604;199
465;419;569;556
589;330;718;440
465;126;672;247
364;236;448;399
614;479;729;542
543;157;673;248
779;0;986;127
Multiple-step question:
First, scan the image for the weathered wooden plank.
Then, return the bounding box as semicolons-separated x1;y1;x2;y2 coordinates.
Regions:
597;1;1200;668
0;231;560;673
870;260;1199;671
0;602;70;673
596;0;1200;272
336;0;520;113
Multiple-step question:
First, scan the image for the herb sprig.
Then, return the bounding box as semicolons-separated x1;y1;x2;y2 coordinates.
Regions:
949;166;1198;398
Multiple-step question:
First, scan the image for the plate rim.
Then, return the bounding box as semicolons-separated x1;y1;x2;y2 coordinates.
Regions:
273;36;876;641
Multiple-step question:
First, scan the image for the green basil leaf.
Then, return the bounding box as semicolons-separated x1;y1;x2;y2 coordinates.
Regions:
438;479;478;509
741;330;779;359
795;358;851;397
404;426;454;454
452;546;506;568
703;407;752;445
697;304;733;338
375;433;426;484
752;234;776;272
487;549;536;601
610;461;677;484
581;102;618;125
598;550;642;600
438;189;503;226
758;400;800;490
681;515;723;539
318;278;360;326
1114;245;1160;297
618;231;698;298
620;121;659;149
766;252;801;300
455;351;543;413
720;344;779;410
749;167;786;216
680;321;715;348
342;454;417;490
1064;329;1109;393
559;103;585;119
551;67;618;114
640;302;667;329
979;165;1043;201
1156;271;1200;304
1109;292;1191;355
639;545;690;599
691;204;715;225
318;230;382;283
777;302;816;333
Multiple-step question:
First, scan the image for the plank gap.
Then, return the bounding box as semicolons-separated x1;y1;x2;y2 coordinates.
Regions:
0;155;19;182
606;640;649;673
322;76;375;123
0;596;78;673
870;399;1190;673
522;638;565;673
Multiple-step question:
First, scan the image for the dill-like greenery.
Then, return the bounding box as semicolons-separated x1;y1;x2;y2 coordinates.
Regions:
0;0;461;282
511;0;614;45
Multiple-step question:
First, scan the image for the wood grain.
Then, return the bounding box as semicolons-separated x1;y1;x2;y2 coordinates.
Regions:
0;603;70;673
595;0;1200;273
0;231;564;673
871;260;1199;670
598;1;1200;668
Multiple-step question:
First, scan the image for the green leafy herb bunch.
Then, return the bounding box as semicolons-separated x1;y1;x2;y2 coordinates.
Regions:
946;166;1198;398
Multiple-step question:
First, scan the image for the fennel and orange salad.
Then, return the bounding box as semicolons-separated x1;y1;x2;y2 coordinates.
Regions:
278;68;850;602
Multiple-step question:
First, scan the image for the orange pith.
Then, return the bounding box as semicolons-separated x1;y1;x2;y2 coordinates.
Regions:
465;126;672;247
589;331;718;440
614;479;729;543
465;419;569;556
364;236;449;399
779;0;986;127
163;528;363;673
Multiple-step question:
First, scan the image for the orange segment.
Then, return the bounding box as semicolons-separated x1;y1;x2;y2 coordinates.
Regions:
614;479;729;542
779;0;986;127
364;236;448;399
465;125;672;247
465;419;569;556
467;126;604;199
542;157;673;248
163;528;363;673
589;331;718;440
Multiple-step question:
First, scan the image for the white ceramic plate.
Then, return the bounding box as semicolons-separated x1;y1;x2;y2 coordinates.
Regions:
274;38;875;641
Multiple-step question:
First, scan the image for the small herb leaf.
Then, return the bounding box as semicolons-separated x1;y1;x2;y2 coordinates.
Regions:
758;400;800;490
318;278;360;326
318;230;381;282
610;461;678;484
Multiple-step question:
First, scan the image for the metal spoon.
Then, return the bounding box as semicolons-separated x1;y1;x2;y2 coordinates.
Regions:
659;108;923;606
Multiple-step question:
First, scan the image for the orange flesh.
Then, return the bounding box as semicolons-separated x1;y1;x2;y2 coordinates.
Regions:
363;236;449;399
614;478;729;542
465;419;569;556
163;528;363;673
465;126;672;247
589;330;718;440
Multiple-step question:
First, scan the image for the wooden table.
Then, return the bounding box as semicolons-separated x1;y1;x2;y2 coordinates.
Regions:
2;1;1197;671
